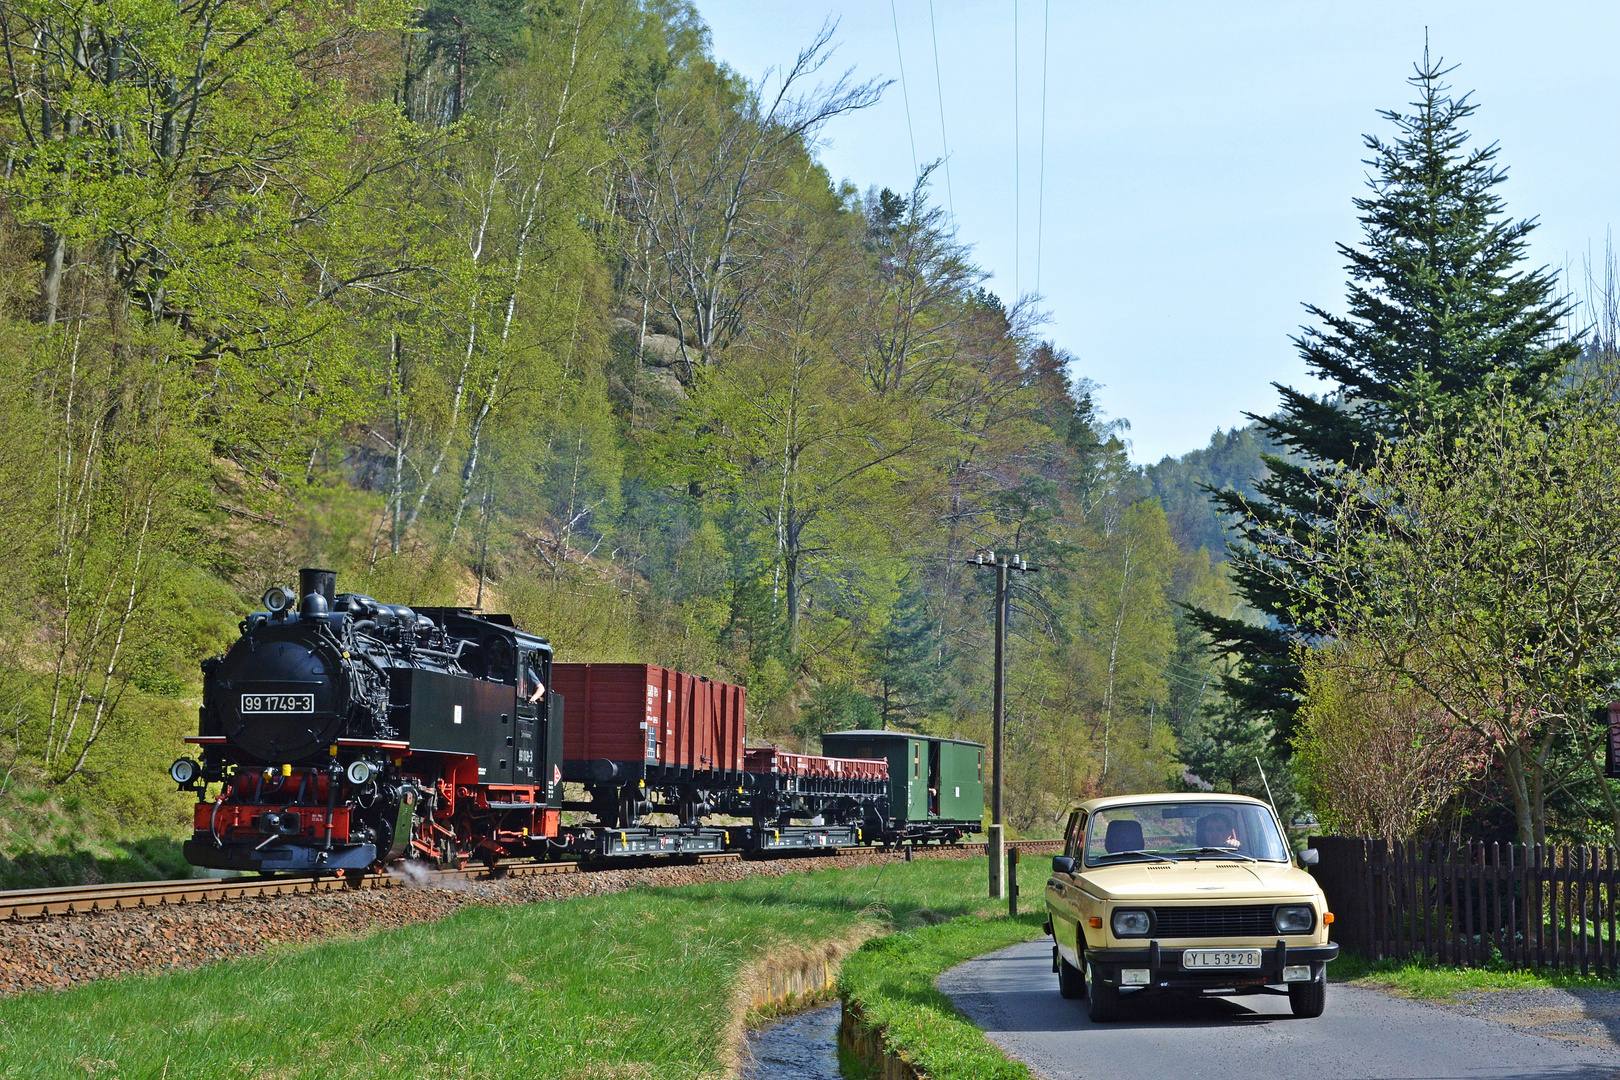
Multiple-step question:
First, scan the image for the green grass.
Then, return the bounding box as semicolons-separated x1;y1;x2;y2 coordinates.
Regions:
838;912;1048;1080
0;856;1007;1079
0;778;197;890
1331;949;1620;1000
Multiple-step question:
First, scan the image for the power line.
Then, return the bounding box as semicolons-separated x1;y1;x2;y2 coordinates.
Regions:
1013;0;1020;299
890;0;919;180
1036;0;1049;296
927;0;954;220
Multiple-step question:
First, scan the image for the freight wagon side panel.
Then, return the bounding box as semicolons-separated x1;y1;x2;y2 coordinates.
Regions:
553;663;657;765
557;663;746;779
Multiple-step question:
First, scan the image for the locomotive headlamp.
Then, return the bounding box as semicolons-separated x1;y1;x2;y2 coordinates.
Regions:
169;758;200;785
346;759;378;785
262;586;295;613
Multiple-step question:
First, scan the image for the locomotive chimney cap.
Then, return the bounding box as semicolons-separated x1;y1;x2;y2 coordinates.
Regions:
298;568;337;604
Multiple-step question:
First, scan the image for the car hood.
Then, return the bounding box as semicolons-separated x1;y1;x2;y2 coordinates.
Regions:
1078;859;1321;902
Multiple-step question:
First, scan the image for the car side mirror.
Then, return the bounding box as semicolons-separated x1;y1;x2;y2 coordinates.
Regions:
1298;848;1320;867
1052;855;1075;875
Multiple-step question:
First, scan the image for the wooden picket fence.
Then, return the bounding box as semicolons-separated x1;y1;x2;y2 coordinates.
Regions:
1310;835;1620;974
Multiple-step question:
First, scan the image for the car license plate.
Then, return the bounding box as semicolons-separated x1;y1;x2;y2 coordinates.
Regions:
1182;949;1260;969
240;693;314;713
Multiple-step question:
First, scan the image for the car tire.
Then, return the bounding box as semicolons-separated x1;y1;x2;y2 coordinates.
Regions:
1085;961;1120;1022
1058;955;1085;999
1288;967;1326;1018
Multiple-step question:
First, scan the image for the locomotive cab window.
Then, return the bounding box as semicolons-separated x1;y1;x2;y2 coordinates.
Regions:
521;655;546;705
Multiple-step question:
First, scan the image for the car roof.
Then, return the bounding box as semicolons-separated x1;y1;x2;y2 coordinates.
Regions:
1062;792;1274;816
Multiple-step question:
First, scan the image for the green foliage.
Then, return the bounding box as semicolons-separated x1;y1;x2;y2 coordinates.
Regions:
1146;424;1278;560
1292;640;1483;842
1276;370;1620;847
839;913;1046;1080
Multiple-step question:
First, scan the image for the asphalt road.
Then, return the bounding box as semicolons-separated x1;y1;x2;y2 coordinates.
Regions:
937;940;1620;1080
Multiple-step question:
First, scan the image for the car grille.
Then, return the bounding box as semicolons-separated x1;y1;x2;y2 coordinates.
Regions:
1151;904;1275;938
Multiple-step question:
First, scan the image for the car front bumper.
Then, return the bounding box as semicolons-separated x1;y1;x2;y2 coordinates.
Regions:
1083;940;1340;991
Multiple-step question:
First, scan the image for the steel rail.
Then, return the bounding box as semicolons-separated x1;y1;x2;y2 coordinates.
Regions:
0;838;1061;920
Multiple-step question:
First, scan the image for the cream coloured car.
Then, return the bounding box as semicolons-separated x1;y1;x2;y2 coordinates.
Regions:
1044;792;1338;1022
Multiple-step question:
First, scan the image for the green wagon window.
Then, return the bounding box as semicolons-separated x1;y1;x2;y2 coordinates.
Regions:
914;744;920;778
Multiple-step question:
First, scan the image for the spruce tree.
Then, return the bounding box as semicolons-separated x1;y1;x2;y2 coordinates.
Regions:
1192;55;1580;745
864;579;947;730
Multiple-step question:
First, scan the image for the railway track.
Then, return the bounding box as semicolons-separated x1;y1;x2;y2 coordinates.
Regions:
0;838;1061;920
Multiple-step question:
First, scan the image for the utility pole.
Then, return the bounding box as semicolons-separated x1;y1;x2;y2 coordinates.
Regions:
974;550;1038;899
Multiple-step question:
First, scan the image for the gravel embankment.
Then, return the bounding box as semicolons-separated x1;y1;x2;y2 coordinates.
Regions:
0;847;969;998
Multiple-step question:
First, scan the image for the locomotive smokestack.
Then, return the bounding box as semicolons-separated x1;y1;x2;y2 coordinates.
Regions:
299;568;337;605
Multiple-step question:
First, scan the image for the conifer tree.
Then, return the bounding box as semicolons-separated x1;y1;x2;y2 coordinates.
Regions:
1192;54;1580;744
864;579;946;730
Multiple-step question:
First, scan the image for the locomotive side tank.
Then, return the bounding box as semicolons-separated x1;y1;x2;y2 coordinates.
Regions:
175;569;563;874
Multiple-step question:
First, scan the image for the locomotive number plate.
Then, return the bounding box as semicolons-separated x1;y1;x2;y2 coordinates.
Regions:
240;694;314;713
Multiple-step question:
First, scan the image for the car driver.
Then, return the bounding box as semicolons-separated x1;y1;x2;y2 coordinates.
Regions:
1196;811;1240;849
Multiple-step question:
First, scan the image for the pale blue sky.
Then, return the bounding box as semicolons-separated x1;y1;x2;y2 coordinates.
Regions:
695;1;1620;463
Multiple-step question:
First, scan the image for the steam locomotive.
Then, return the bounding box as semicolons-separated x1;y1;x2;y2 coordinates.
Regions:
172;569;981;875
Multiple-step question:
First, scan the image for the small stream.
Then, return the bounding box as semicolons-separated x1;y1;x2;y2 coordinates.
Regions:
739;1003;844;1079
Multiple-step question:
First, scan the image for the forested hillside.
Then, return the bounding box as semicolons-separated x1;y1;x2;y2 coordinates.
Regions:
0;0;1238;843
1146;425;1276;561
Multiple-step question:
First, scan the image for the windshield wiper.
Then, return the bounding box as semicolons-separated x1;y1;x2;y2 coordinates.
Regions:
1176;846;1257;862
1093;849;1179;864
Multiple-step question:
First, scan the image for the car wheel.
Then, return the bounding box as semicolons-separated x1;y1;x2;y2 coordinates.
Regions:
1288;967;1326;1018
1085;961;1120;1022
1058;955;1085;999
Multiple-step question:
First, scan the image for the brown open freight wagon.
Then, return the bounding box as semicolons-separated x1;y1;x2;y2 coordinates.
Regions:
552;662;746;780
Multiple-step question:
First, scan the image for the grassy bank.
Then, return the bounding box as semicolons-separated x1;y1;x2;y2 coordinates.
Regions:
0;781;195;890
1331;949;1620;1000
0;856;1004;1079
838;912;1047;1080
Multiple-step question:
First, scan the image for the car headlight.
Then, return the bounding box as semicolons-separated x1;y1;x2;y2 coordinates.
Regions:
170;758;199;785
1111;909;1152;937
1275;905;1315;934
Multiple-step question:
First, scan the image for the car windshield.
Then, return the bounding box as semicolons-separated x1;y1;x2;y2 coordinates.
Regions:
1084;801;1289;865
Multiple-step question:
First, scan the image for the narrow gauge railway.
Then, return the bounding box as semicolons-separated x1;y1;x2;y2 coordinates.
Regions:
169;569;988;878
0;840;1063;920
